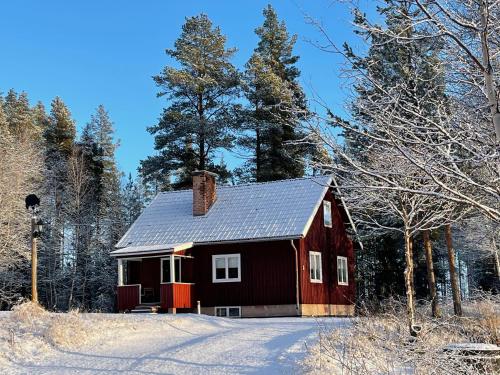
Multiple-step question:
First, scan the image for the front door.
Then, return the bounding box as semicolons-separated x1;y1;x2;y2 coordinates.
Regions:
141;258;161;303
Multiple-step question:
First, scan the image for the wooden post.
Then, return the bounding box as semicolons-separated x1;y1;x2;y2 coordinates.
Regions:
117;259;124;286
423;230;441;318
31;216;38;304
170;255;175;283
445;224;462;316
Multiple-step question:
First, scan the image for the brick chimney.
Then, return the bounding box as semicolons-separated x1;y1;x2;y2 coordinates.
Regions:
192;170;218;216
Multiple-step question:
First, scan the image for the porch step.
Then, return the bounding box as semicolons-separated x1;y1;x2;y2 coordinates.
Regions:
130;304;160;314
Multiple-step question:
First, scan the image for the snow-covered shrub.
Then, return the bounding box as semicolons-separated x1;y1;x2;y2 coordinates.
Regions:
43;309;90;348
10;300;48;333
303;297;500;374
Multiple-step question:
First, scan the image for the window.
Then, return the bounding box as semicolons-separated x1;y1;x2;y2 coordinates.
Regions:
215;306;241;318
309;251;322;283
212;254;241;283
161;256;181;283
323;200;332;227
337;256;348;285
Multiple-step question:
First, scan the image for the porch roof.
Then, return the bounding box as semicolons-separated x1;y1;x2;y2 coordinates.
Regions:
110;242;193;257
115;175;333;251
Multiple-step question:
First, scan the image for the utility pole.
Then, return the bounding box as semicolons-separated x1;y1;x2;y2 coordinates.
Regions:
30;212;38;303
25;194;42;304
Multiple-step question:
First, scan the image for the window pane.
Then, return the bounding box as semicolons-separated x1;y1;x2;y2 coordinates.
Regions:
228;267;238;279
162;259;171;283
174;257;181;282
228;307;240;317
228;256;238;268
215;258;225;269
309;254;315;279
216;307;227;317
323;201;332;227
216;268;226;279
316;255;321;280
215;257;226;279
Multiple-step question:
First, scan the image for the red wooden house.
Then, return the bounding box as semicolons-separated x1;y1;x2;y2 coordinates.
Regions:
112;171;356;317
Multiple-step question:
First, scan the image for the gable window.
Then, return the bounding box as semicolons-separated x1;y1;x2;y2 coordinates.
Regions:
309;251;322;283
215;306;241;318
337;256;348;286
212;254;241;283
323;200;332;227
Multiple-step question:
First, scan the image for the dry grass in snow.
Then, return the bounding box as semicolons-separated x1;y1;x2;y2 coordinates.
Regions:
303;296;500;375
0;301;161;367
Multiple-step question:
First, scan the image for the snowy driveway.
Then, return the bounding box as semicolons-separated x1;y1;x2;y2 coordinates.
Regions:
6;314;341;375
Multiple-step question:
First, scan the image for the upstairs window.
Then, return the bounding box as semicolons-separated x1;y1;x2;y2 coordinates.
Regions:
309;251;322;283
337;256;348;286
212;254;241;283
323;200;332;227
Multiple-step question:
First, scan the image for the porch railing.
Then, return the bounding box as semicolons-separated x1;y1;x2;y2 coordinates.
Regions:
160;283;194;310
117;284;140;312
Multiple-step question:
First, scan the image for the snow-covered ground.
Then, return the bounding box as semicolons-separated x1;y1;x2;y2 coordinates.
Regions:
1;307;345;375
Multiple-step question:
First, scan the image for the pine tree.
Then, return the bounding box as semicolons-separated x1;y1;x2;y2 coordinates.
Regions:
3;90;38;141
141;14;240;189
32;101;49;142
79;105;123;311
122;173;145;227
241;5;309;182
39;97;76;309
45;97;76;158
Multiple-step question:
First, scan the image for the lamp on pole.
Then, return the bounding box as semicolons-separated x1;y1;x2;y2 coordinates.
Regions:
25;194;43;304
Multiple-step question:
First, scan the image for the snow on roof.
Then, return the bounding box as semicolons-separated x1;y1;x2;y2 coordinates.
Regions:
115;175;333;249
110;243;193;257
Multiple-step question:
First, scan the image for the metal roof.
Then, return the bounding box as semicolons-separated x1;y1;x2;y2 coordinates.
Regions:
115;176;333;250
110;243;193;257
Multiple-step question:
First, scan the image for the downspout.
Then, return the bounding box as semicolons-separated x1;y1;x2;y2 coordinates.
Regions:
291;240;301;316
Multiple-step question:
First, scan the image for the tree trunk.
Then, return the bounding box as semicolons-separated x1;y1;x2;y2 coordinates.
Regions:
197;93;205;170
404;227;417;335
444;224;462;316
492;236;500;281
423;230;440;318
255;127;261;182
479;0;500;140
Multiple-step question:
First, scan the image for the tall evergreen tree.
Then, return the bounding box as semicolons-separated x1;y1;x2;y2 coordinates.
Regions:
39;96;76;309
79;105;123;311
45;97;76;158
122;173;145;228
141;14;240;189
3;90;38;141
238;5;309;182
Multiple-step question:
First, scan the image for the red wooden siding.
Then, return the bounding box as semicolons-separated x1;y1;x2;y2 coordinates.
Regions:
190;241;296;308
160;283;194;309
117;285;140;311
300;189;355;306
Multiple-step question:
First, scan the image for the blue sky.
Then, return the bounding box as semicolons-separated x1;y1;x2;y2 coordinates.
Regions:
1;0;375;177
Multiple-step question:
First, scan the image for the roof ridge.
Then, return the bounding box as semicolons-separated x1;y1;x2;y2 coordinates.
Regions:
158;175;331;195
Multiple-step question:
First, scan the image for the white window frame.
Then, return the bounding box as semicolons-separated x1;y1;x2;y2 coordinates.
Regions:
212;254;241;283
323;200;332;228
309;251;323;283
160;255;182;283
337;256;349;286
215;306;241;318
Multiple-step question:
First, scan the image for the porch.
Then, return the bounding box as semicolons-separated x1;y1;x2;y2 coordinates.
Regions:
116;254;195;313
